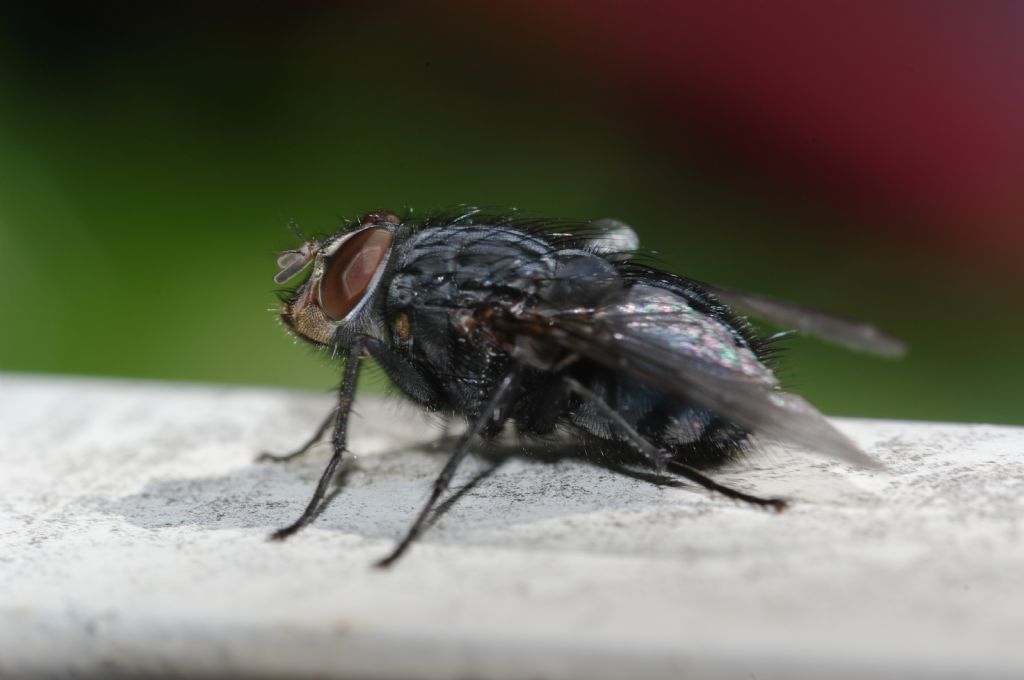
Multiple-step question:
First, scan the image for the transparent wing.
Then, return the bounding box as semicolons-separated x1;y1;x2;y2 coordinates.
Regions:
528;284;881;468
537;215;903;357
709;286;906;358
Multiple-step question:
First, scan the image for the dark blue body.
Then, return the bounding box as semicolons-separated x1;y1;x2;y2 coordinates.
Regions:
365;222;763;468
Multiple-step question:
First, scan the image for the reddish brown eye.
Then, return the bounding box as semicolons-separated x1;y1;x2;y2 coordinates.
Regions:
359;211;401;226
320;227;394;320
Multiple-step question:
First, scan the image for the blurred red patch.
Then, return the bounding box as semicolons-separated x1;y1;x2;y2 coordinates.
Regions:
467;1;1024;252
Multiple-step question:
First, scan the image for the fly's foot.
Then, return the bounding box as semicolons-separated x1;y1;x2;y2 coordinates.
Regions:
748;495;789;513
269;524;301;541
256;450;307;464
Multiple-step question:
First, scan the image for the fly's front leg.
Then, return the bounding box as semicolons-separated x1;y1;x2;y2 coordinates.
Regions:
257;407;336;463
270;339;364;541
563;377;787;511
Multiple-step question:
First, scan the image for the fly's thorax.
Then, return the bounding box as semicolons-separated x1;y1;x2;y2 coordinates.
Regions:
278;213;400;346
389;226;559;300
381;225;562;354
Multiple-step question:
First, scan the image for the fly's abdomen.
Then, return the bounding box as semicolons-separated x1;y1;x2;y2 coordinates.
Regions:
565;367;751;468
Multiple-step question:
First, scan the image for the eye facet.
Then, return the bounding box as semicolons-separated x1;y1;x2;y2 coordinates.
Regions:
320;227;394;321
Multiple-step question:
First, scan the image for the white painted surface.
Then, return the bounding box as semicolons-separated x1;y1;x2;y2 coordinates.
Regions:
1;374;1022;679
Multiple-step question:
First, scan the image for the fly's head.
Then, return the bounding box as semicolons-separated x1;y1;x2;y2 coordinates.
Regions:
276;211;401;346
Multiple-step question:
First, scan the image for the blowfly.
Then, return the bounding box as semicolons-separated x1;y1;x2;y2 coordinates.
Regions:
262;209;904;567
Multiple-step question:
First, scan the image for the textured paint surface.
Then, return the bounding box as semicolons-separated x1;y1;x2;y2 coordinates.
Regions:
1;375;1023;678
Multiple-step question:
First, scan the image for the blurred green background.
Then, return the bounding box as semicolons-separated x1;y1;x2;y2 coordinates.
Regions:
1;5;1021;424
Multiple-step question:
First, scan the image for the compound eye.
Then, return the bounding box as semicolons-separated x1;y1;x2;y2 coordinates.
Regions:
359;211;402;226
320;227;394;320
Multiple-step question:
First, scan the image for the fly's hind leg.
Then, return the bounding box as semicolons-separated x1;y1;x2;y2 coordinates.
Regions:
665;460;787;512
563;377;787;512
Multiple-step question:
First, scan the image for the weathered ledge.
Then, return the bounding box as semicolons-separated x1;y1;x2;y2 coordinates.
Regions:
1;374;1022;679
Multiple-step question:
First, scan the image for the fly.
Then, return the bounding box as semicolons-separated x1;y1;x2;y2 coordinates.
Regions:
261;209;904;567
